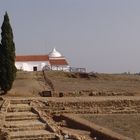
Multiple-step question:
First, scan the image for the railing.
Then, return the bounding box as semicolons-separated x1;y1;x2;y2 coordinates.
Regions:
42;65;86;73
69;67;86;73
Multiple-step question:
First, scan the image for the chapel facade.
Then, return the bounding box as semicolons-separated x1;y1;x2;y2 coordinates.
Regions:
15;48;70;72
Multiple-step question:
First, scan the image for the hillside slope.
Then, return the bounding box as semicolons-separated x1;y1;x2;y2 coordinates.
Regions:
44;71;140;96
8;71;48;97
5;71;140;97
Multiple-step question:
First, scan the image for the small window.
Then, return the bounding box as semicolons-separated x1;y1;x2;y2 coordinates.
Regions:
33;66;37;71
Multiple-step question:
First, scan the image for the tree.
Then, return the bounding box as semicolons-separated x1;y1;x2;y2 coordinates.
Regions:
0;12;16;94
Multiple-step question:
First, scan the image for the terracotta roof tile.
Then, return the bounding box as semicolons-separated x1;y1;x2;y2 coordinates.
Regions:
16;55;49;61
49;59;68;65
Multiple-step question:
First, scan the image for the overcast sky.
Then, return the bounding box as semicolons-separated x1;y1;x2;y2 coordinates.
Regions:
0;0;140;73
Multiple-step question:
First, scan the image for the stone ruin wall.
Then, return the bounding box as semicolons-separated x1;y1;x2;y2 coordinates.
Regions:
44;99;140;114
44;98;138;140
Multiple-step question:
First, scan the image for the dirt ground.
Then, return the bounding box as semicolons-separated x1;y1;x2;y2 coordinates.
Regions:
45;71;140;96
7;71;47;97
7;71;140;97
2;71;139;140
81;114;140;140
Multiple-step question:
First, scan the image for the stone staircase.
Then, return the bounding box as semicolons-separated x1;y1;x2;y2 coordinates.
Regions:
3;100;57;140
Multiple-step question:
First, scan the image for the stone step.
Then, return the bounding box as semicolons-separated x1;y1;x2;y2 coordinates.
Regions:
5;112;39;121
11;138;56;140
10;130;56;140
7;104;31;112
4;120;46;132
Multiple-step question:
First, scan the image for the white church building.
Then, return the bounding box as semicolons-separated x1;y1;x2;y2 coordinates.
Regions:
15;48;70;72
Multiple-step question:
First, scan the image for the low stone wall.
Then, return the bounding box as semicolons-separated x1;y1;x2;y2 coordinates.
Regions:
61;114;133;140
55;90;134;97
31;100;62;137
0;100;10;113
44;97;140;114
43;70;54;92
0;100;10;140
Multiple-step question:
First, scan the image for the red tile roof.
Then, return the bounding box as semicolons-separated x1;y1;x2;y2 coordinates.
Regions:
49;59;68;65
16;55;49;61
16;55;68;65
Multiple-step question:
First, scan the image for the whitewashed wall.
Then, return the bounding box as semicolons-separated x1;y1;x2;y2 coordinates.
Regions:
15;61;49;71
51;65;70;72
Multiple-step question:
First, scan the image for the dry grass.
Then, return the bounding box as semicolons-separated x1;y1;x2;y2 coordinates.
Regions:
45;71;140;96
6;71;140;97
7;71;47;97
81;114;140;140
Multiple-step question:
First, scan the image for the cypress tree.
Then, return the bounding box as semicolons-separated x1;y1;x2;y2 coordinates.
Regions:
0;12;16;94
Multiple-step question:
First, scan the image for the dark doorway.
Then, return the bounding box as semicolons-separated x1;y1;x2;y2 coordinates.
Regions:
33;66;37;71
